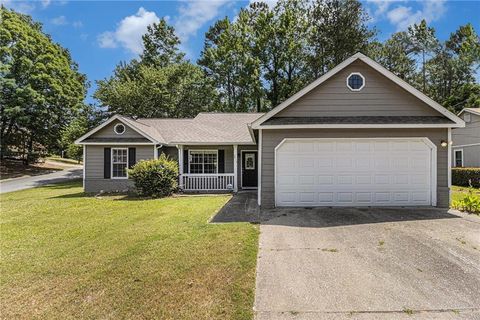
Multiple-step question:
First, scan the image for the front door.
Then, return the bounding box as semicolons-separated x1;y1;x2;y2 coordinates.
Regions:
242;151;258;188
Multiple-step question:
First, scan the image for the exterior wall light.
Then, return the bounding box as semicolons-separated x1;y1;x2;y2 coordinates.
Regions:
440;140;448;147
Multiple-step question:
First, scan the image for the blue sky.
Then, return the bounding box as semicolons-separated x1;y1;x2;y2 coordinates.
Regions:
2;0;479;104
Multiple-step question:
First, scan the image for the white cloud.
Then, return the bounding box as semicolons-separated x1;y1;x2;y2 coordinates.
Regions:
97;7;160;55
386;0;446;31
41;0;51;8
174;0;232;43
98;31;117;49
51;15;68;25
0;0;35;14
73;20;83;28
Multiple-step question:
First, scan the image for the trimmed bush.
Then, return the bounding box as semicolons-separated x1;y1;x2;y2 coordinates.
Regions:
452;168;480;188
128;154;179;197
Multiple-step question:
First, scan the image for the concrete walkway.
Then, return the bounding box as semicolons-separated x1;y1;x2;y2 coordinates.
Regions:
0;167;82;194
254;207;480;320
210;190;259;223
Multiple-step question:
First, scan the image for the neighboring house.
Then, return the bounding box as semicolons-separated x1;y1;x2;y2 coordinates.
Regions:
76;53;464;208
452;108;480;168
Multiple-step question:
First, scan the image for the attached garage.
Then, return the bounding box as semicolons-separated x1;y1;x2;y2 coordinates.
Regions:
275;138;436;207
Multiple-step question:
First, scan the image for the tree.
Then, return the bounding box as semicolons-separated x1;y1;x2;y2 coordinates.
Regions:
60;105;105;162
0;7;87;162
95;18;218;118
407;20;439;91
95;62;217;118
140;19;185;68
307;0;376;78
368;32;416;83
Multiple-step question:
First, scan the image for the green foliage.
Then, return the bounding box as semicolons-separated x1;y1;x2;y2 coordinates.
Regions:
60;105;105;161
94;19;218;118
199;0;375;112
451;188;480;214
0;7;87;160
95;62;217;118
452;168;480;188
128;155;179;197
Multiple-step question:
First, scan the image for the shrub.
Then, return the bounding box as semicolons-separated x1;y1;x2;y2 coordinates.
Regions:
128;155;179;197
451;188;480;214
452;168;480;188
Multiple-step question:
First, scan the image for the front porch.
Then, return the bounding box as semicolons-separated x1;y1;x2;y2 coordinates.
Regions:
171;144;258;192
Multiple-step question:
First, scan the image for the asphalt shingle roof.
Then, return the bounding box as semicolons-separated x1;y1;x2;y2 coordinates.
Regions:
127;113;264;145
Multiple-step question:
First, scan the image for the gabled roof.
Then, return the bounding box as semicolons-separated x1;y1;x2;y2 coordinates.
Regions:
251;52;464;129
75;115;160;144
459;108;480;116
76;113;263;145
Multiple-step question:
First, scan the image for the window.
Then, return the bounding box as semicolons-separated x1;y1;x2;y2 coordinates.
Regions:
245;153;255;170
114;123;125;135
112;148;128;178
454;150;463;167
464;113;471;122
189;150;218;174
347;73;365;91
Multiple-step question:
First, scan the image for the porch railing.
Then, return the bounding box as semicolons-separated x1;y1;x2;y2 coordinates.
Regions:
180;174;235;191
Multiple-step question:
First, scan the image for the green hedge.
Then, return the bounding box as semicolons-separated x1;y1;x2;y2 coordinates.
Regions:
452;168;480;188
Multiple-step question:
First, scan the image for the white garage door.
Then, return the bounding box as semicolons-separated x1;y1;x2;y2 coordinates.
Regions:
275;138;435;207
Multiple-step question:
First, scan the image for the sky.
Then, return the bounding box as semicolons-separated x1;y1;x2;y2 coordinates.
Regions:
2;0;479;104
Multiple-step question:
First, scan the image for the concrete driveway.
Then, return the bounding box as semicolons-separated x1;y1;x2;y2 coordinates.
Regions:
254;207;480;320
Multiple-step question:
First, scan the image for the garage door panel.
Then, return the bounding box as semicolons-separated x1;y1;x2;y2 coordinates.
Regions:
276;139;433;207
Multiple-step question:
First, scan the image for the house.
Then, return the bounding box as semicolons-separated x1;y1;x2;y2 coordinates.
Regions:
76;53;465;208
452;108;480;168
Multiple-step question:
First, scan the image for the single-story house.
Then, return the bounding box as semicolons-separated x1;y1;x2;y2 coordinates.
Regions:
452;108;480;168
76;53;465;208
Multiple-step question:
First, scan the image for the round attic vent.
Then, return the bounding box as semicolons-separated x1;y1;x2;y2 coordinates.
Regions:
347;72;365;91
114;123;126;135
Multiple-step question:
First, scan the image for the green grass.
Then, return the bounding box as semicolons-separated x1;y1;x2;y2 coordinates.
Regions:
451;185;480;203
0;182;259;319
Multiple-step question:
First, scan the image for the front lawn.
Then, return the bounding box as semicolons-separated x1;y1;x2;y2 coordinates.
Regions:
0;182;258;319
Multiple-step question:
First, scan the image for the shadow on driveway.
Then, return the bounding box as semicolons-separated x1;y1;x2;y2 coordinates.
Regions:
211;191;463;227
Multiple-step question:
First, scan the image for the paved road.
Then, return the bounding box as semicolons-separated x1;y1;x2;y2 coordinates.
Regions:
0;167;82;194
254;207;480;320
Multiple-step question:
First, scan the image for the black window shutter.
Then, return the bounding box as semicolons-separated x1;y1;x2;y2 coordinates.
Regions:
104;148;111;179
183;149;189;173
218;150;225;173
128;148;136;169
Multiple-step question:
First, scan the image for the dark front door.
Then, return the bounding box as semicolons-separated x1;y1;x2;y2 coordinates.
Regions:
242;151;258;188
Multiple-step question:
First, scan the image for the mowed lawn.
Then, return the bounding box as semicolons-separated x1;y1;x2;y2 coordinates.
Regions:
0;181;259;320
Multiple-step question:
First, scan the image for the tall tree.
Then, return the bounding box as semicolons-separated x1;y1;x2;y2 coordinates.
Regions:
95;18;218;117
0;7;87;162
407;19;439;91
140;19;185;68
307;0;376;78
95;63;217;118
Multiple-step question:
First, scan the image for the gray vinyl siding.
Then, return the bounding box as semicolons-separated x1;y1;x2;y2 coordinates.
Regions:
275;60;443;118
453;145;480;168
260;128;449;208
84;145;154;192
452;112;480;167
93;120;145;139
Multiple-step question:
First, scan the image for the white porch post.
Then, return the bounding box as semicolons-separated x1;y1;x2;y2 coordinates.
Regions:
233;144;238;192
178;145;184;189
